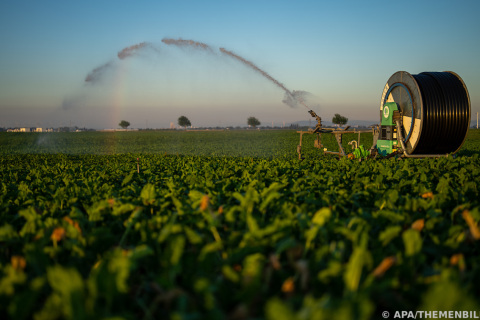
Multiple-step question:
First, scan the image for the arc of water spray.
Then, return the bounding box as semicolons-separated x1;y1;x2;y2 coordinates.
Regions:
81;38;313;112
85;42;156;83
219;47;309;109
118;42;151;59
84;62;114;83
160;39;309;109
162;38;212;51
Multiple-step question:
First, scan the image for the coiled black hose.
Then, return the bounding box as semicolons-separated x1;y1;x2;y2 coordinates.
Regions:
411;72;470;154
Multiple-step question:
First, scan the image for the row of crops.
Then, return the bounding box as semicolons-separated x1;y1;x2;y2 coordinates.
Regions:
1;130;480;319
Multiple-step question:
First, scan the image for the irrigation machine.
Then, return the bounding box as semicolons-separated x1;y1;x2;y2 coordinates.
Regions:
297;71;471;160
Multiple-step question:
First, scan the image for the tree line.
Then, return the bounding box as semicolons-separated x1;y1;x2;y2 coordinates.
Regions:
119;113;348;129
118;116;262;129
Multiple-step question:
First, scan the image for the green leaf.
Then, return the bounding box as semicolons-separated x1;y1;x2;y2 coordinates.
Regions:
0;266;27;295
222;265;240;283
436;177;450;193
305;226;320;250
246;211;260;234
379;226;402;246
402;229;422;256
0;224;18;241
184;226;203;244
43;265;86;319
242;253;265;282
18;207;41;237
344;233;371;292
157;215;178;243
140;183;156;205
344;247;370;291
106;249;131;293
373;210;405;223
169;235;186;266
199;242;222;261
128;245;154;263
265;298;296;320
420;275;478;312
121;172;134;186
112;203;136;216
259;182;285;211
318;261;342;283
86;201;109;222
312;207;332;226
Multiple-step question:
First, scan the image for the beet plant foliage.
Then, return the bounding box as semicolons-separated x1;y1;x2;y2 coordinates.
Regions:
0;130;479;319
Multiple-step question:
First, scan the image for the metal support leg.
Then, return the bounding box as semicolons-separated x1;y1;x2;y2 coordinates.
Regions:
297;132;304;160
335;133;346;156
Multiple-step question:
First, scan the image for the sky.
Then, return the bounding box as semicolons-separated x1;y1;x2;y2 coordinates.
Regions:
1;0;479;129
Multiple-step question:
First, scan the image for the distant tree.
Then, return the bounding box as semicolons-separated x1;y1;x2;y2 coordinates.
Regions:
332;114;348;126
119;120;130;129
178;116;191;129
247;116;261;128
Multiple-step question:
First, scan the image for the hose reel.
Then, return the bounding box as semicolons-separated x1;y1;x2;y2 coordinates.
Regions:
379;71;471;156
296;70;470;160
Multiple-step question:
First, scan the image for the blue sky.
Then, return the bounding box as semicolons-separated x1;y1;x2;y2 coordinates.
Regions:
1;0;479;128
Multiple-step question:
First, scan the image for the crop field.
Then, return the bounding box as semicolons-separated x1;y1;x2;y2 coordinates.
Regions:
1;129;480;320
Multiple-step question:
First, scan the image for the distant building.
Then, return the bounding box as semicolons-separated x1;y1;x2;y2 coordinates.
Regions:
34;128;43;132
